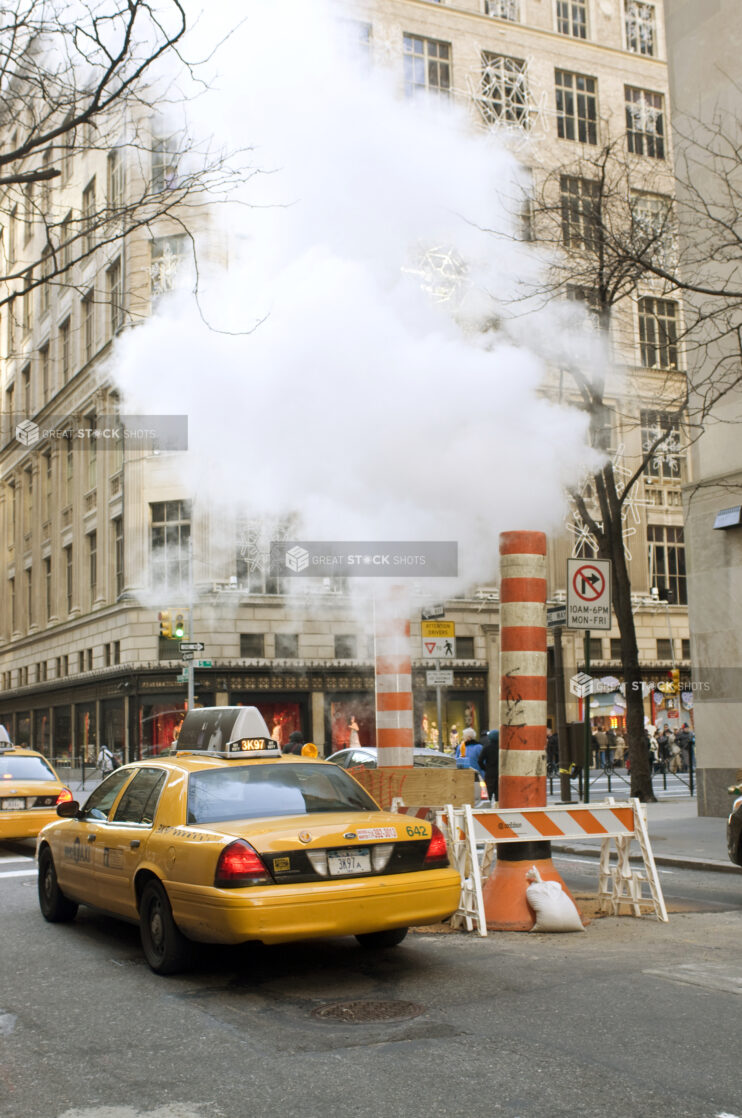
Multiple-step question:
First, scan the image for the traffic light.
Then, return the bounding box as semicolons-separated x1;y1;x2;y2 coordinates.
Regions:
670;668;680;693
158;610;171;638
173;612;186;639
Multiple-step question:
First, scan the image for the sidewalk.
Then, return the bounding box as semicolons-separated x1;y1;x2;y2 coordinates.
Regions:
552;798;739;875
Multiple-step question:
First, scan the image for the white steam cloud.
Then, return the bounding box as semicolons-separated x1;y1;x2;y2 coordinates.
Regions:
114;0;598;591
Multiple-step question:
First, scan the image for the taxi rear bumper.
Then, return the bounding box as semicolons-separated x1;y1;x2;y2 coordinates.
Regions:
167;867;461;945
0;809;59;840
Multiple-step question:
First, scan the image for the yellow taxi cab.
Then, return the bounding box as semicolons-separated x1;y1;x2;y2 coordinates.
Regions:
37;707;461;974
0;728;73;841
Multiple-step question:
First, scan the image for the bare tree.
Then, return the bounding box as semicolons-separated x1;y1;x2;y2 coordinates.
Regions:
0;1;242;327
520;137;692;801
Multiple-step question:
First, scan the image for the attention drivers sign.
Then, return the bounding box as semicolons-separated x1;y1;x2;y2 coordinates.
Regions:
566;558;612;631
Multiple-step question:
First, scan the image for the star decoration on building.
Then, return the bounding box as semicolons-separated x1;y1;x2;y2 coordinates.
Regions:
404;244;469;304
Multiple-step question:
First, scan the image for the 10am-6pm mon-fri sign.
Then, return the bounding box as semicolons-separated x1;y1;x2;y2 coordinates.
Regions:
566;558;612;630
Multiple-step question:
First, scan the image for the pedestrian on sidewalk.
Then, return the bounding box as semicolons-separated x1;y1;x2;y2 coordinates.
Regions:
97;744;118;775
479;729;499;801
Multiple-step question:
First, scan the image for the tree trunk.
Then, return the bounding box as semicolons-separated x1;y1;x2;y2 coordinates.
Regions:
607;526;656;801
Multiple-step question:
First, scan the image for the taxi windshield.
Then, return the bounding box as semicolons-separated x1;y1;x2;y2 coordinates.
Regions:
0;755;57;782
187;763;377;824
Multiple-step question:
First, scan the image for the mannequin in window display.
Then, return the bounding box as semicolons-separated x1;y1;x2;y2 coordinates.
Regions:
448;724;459;754
421;713;430;744
349;715;361;748
430;721;439;747
271;717;284;747
464;702;477;736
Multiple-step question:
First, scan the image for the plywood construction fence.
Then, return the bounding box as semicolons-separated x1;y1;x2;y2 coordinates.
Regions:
348;765;478;810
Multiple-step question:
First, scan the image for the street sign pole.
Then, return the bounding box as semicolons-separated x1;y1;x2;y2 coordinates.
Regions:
187;535;194;712
436;661;444;754
552;625;571;803
583;630;591;804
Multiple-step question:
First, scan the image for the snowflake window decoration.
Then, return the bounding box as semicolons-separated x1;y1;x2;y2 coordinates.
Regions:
643;423;681;475
404;244;469;304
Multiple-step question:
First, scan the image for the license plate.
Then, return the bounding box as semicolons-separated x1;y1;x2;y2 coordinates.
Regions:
327;848;371;876
1;798;25;810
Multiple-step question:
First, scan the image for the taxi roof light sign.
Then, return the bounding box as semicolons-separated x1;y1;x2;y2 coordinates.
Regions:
176;707;278;758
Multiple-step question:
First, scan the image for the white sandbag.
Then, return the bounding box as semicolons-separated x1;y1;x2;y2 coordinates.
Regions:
525;865;585;933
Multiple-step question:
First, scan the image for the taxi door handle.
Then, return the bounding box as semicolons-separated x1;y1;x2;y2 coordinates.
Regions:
87;834;96;843
130;840;140;850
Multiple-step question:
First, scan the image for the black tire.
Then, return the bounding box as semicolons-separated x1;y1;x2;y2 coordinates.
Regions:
355;927;408;949
38;846;78;923
139;880;194;975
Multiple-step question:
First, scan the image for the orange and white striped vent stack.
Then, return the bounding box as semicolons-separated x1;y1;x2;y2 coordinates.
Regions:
374;591;414;768
482;530;572;930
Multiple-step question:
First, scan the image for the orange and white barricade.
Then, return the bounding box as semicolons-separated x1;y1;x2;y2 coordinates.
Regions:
437;799;668;936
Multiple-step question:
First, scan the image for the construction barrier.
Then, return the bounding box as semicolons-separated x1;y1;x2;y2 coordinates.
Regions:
436;798;668;936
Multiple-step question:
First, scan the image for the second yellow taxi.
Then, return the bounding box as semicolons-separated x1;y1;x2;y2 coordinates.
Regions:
37;707;461;974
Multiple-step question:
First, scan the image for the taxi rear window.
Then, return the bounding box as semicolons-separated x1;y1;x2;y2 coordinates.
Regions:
187;763;377;824
0;756;57;782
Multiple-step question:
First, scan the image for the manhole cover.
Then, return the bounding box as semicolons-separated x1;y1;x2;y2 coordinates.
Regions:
312;1000;424;1024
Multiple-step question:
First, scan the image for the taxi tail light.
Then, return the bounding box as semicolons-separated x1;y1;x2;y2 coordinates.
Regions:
215;840;273;888
423;825;449;868
56;788;74;805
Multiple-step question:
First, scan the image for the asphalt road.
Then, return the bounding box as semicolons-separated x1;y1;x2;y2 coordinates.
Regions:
2;839;740;1118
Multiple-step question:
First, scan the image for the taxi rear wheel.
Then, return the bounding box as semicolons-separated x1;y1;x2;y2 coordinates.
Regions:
38;847;78;923
355;927;408;949
139;880;194;975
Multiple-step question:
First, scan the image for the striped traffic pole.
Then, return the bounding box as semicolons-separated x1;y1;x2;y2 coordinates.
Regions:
482;530;572;930
374;590;414;768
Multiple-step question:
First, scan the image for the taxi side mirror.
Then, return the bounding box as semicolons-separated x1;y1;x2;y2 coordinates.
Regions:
56;800;80;818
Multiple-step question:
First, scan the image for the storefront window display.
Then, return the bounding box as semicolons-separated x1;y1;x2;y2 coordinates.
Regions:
14;712;30;748
101;699;125;758
418;695;485;754
229;696;306;749
52;706;72;763
327;695;376;753
33;708;51;755
75;704;97;763
139;697;189;758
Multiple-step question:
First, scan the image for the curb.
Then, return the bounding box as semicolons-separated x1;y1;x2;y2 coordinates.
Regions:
552;842;742;876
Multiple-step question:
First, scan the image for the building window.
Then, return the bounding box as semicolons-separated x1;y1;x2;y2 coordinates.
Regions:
9;577;16;631
150;500;191;592
113;517;124;597
23;465;33;537
334;635;357;660
151;133;179;192
26;568;33;627
638;297;679;370
560;175;600;251
23;183;33;242
631;193;674;266
625;86;665;159
457;636;475;659
82;289;95;363
60;210;73;269
86;648;93;671
275;633;299;659
610;638;622;659
640;410;683;480
40;247;52;315
44;556;51;620
22;270;33;334
21;363;31;415
240;633;265;658
88;531;97;603
40;344;50;402
235;519;288;595
648;524;686;605
588;637;603;660
59;317;71;382
557;1;587;38
107;148;124;214
150;235;188;296
82;177;96;253
625;1;655;56
403;34;451;98
64;544;73;612
113;640;121;665
479;54;529;128
65;443;74;506
681;638;691;660
8;205;17;264
656;638;672;660
485;0;519;18
107;257;124;334
555;70;598;145
43;451;52;523
87;413;97;491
